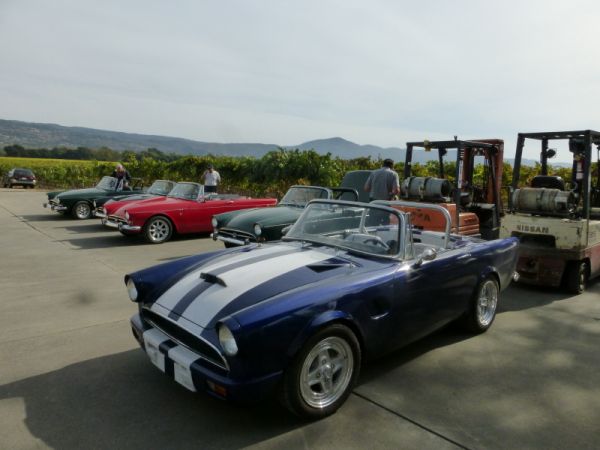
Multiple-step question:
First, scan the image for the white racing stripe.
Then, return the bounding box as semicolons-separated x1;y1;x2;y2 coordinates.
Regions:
169;345;199;392
143;328;170;372
182;248;332;327
154;245;291;312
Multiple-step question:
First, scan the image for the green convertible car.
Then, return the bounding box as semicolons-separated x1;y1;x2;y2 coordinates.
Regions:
211;170;371;246
43;176;145;219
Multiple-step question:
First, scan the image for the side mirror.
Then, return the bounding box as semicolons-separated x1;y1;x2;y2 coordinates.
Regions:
414;247;437;267
281;225;292;236
546;149;556;159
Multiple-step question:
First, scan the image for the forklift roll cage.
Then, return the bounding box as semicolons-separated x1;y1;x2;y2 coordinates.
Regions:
404;138;503;236
511;130;600;220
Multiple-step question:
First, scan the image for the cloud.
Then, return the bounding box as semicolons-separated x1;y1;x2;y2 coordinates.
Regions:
1;0;599;159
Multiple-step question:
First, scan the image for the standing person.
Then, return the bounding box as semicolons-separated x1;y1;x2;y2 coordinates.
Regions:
111;163;132;190
364;158;400;201
202;164;221;193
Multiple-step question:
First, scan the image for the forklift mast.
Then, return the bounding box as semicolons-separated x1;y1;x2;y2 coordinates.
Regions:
403;138;503;235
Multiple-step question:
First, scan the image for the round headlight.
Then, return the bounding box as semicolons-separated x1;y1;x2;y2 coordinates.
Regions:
218;324;238;356
125;211;130;220
55;197;61;204
211;217;218;228
126;278;138;302
102;207;107;215
254;223;262;236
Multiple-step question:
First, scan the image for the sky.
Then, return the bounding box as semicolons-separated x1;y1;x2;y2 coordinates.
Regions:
1;0;599;160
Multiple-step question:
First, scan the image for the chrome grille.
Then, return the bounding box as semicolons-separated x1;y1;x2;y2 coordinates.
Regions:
140;307;228;373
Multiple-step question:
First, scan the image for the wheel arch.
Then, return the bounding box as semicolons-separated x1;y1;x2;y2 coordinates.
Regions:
285;310;366;363
479;265;501;290
145;213;178;233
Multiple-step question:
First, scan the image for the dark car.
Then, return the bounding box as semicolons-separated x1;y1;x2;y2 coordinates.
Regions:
211;171;371;247
3;168;37;188
44;176;145;219
125;200;519;419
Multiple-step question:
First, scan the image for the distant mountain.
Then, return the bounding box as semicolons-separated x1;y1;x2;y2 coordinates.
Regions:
506;158;572;168
0;118;446;162
0;119;280;157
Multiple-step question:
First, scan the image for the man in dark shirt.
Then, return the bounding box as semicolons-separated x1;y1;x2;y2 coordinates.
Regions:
111;163;132;190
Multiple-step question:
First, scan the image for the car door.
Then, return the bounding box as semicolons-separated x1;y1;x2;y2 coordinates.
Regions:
389;248;476;347
177;198;229;233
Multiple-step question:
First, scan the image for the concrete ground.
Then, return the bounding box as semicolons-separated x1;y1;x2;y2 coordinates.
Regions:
0;188;599;450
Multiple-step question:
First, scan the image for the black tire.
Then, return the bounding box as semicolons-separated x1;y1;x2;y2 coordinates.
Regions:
460;276;499;334
143;216;173;244
72;201;92;219
280;324;360;420
565;261;587;295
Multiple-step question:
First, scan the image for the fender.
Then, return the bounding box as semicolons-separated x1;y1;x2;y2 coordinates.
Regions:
285;309;365;360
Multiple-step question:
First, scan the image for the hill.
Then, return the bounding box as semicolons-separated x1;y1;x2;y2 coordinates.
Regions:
0;118;448;162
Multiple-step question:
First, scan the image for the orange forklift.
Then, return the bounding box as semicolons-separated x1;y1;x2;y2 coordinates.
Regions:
395;138;504;239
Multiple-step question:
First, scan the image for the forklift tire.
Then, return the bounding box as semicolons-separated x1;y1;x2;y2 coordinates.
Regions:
565;261;587;295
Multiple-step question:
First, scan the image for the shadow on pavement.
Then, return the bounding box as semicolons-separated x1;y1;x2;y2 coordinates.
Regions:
358;326;471;386
499;280;599;313
19;214;72;222
57;235;148;249
0;350;300;450
57;232;213;250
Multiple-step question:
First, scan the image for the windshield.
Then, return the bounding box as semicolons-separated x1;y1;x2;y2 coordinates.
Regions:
14;169;34;177
168;183;202;200
280;186;330;207
284;201;403;257
96;176;119;190
148;180;176;196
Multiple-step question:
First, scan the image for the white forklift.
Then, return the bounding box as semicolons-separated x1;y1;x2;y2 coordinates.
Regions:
500;130;600;294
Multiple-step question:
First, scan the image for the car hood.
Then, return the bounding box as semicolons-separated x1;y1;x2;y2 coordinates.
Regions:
111;193;155;202
147;243;377;329
56;187;106;200
221;205;303;229
113;196;188;216
107;195;167;214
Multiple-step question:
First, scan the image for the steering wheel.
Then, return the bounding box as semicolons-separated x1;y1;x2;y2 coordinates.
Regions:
362;236;390;250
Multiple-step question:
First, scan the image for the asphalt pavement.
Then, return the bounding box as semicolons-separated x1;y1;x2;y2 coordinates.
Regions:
0;188;599;450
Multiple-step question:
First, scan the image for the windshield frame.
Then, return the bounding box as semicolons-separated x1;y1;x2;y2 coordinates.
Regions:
283;199;406;259
167;182;204;200
279;186;332;207
147;180;177;196
96;176;119;191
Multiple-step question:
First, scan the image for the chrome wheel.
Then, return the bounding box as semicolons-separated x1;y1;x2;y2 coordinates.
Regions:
73;201;91;219
476;279;498;327
299;336;354;409
145;217;172;243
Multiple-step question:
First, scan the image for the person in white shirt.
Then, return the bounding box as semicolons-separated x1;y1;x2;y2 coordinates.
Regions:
202;164;221;193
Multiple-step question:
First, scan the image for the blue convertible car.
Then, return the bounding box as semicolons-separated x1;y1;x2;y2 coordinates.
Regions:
125;200;519;418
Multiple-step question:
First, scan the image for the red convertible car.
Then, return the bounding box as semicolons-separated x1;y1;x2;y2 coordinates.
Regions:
102;182;277;243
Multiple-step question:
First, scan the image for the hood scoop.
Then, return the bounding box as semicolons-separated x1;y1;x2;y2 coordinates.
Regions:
200;272;227;286
306;262;352;273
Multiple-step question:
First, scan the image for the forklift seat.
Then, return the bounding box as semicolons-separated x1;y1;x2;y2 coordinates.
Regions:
531;175;565;190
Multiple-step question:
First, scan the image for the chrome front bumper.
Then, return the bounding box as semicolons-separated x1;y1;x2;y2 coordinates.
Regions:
211;232;248;246
43;202;68;212
103;218;141;232
121;224;142;232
